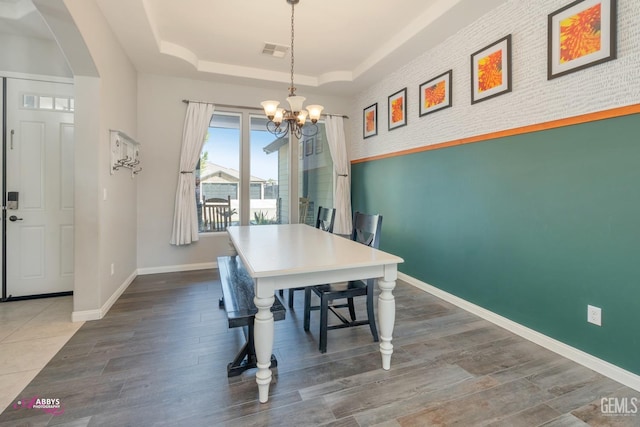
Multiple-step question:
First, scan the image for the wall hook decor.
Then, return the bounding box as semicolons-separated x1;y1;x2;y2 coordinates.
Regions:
110;130;141;177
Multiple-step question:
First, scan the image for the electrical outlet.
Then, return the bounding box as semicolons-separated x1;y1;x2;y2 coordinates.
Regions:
110;263;115;276
587;305;601;326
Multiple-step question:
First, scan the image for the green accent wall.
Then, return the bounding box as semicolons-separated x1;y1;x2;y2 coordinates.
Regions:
351;113;640;375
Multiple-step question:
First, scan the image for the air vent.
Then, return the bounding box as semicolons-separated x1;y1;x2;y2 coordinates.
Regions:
262;43;288;58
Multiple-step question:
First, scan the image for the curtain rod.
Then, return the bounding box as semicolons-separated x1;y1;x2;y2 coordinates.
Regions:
181;99;349;119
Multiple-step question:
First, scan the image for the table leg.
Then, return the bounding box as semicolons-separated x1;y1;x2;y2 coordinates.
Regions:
377;278;396;370
253;293;275;403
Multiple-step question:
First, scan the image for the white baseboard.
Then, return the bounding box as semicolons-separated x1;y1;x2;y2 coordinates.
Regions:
398;272;640;393
71;309;101;322
137;262;216;276
71;270;137;322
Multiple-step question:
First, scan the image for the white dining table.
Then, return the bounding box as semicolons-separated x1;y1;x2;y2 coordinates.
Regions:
226;223;404;403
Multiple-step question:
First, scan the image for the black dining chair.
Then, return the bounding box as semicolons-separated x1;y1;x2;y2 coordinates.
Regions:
281;206;337;308
303;211;382;353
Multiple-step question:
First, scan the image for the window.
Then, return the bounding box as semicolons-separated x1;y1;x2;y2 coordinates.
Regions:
197;112;240;232
299;123;333;225
197;110;333;232
22;94;74;111
250;115;286;225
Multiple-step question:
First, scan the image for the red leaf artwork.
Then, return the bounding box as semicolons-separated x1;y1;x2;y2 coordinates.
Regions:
560;3;602;63
477;50;503;92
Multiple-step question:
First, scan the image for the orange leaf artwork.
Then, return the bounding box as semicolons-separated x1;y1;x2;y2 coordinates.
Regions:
560;3;601;63
391;97;404;123
365;111;375;132
424;81;445;108
477;50;503;92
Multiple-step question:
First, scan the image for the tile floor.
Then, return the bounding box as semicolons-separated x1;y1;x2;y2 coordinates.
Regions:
0;296;83;413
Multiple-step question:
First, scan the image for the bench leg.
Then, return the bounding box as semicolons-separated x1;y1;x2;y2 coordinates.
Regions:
226;322;278;378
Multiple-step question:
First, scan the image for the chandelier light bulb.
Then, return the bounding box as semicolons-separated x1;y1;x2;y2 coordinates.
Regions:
261;100;280;119
273;108;285;125
306;105;324;123
297;109;308;126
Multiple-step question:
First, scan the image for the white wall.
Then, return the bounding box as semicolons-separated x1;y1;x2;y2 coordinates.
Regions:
53;0;138;316
136;73;351;271
350;0;640;161
0;33;72;77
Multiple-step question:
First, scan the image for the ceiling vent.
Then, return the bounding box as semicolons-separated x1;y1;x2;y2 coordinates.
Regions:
262;43;288;58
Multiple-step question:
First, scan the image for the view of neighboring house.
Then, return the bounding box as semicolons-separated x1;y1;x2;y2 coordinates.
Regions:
197;162;277;225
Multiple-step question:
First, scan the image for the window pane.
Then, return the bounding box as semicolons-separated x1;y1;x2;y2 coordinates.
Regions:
299;122;333;225
198;112;240;232
23;94;37;109
39;96;53;109
250;115;285;225
55;97;69;111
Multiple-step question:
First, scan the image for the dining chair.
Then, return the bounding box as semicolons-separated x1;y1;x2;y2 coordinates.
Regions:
303;211;382;353
203;196;232;231
283;206;336;308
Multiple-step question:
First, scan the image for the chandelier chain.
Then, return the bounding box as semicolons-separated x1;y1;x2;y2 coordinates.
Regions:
289;1;295;96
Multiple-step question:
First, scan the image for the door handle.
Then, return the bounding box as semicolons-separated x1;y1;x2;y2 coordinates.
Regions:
9;215;23;222
10;129;14;150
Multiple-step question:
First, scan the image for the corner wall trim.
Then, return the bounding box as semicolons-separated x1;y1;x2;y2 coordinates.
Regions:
398;272;640;393
71;270;137;322
137;262;216;276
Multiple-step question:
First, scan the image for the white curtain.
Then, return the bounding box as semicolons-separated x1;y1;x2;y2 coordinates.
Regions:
325;116;353;235
170;102;215;245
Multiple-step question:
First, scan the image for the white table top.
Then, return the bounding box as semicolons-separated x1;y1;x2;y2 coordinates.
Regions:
227;224;404;279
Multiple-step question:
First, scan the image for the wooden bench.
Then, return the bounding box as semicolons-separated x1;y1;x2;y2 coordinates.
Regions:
217;255;286;377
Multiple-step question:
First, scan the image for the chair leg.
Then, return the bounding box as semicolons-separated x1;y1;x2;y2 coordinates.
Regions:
288;288;295;308
278;289;283;297
347;297;356;321
366;284;379;342
303;288;312;331
319;295;329;353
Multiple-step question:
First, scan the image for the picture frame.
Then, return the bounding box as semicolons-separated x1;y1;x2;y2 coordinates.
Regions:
305;137;314;156
314;136;323;154
547;0;617;80
419;70;453;117
471;34;512;104
363;103;378;139
388;88;407;131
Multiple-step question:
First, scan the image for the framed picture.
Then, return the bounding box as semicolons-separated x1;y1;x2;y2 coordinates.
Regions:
305;137;314;156
363;103;378;139
388;88;407;131
419;70;453;117
471;34;512;104
548;0;617;80
315;137;323;154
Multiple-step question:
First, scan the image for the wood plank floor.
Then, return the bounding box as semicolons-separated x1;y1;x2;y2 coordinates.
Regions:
0;269;638;426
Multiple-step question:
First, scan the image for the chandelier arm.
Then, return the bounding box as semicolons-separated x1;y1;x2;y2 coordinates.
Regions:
266;120;290;139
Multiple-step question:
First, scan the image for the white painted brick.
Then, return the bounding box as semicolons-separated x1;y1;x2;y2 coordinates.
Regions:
350;0;640;161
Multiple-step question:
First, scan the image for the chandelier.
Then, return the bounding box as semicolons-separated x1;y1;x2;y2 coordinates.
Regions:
261;0;323;139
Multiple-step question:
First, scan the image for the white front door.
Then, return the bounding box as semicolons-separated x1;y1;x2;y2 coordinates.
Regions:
4;78;74;297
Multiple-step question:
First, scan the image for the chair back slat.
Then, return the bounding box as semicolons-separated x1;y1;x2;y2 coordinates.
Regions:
351;211;382;249
315;206;336;233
